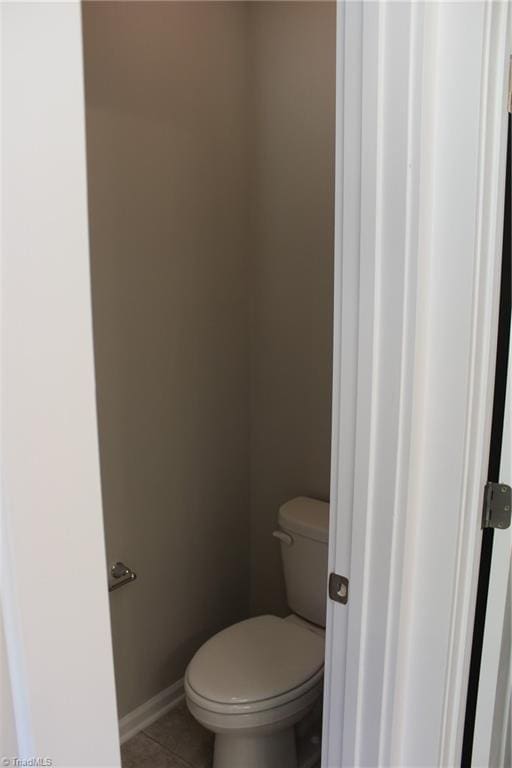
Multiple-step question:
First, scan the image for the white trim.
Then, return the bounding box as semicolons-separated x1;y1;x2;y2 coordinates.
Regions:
321;3;361;765
119;679;185;745
323;2;511;766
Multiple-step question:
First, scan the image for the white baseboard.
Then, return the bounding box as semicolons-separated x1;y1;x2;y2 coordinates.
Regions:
119;678;185;745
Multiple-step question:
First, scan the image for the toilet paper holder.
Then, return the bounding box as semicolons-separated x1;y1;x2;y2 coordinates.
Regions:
109;561;137;592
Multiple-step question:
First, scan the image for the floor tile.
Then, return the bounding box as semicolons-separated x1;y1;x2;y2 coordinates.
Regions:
144;700;214;768
121;731;191;768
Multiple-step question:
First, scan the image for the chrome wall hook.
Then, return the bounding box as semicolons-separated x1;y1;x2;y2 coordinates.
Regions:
108;561;137;592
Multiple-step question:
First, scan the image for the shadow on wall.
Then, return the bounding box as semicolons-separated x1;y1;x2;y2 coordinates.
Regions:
83;0;335;718
247;1;335;617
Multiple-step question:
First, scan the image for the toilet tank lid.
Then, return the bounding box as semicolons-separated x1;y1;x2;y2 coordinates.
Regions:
278;497;329;543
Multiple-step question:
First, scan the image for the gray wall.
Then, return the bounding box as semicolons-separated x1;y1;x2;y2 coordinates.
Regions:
248;2;336;616
83;2;251;718
83;0;335;718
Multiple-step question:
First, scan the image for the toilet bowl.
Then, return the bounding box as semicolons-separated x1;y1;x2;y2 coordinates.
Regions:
185;497;329;768
185;615;324;768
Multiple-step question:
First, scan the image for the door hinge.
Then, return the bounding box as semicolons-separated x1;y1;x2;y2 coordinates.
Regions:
482;482;512;530
329;572;349;604
508;55;512;114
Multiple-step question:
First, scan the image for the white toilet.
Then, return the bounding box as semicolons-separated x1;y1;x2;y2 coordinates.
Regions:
185;497;329;768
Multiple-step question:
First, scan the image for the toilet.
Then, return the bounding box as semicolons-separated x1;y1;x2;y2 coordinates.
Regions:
185;497;329;768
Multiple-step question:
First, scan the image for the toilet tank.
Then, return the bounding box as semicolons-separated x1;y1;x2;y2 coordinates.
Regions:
275;497;329;627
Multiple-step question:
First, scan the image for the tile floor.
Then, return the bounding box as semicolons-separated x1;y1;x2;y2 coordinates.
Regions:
121;701;213;768
121;699;321;768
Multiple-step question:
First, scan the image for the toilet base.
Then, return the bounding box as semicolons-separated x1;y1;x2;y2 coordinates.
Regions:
213;726;297;768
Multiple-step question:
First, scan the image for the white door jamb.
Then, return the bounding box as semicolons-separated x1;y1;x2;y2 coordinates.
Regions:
322;2;512;766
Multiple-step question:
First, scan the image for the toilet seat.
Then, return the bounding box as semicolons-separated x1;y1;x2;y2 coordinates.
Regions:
185;615;324;716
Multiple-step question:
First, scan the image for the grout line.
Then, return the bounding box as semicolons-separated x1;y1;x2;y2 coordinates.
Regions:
140;716;207;768
139;730;197;768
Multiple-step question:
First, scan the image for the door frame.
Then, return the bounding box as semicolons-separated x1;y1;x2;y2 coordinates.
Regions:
472;303;512;767
472;111;512;768
322;2;512;766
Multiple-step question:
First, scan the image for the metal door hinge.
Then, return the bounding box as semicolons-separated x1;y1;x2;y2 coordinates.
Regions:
329;572;349;604
482;482;511;530
508;55;512;114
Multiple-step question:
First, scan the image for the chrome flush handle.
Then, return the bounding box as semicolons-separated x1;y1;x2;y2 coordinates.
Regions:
272;530;293;546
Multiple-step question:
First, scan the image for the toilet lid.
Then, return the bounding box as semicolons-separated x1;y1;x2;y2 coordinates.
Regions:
186;615;324;706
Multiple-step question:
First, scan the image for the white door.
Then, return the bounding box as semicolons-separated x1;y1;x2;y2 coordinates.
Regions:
1;2;120;765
